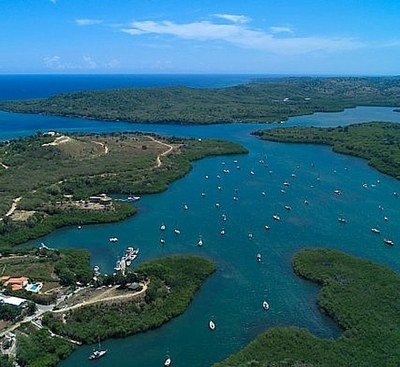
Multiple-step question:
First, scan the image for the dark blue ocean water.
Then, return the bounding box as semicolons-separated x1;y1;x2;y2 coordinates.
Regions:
0;75;399;367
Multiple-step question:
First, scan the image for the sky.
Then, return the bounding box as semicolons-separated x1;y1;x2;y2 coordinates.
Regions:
1;0;400;75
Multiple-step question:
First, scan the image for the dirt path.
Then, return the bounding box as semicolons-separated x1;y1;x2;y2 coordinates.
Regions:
5;197;22;217
53;283;148;313
91;141;109;154
145;136;174;168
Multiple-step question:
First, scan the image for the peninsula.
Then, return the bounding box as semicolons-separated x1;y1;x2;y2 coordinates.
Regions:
215;248;400;367
1;77;400;124
0;250;215;367
0;132;247;251
254;121;400;179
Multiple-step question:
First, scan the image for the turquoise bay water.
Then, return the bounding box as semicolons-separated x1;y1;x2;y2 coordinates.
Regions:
2;107;398;366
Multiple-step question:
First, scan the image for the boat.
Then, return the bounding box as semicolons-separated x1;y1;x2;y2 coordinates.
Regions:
262;301;270;311
220;229;225;236
280;189;286;194
233;196;239;201
160;238;165;245
384;239;395;246
77;225;82;229
217;186;222;191
250;170;255;175
283;181;290;186
261;191;266;196
334;189;342;195
88;339;107;360
160;223;166;231
264;225;270;230
209;320;216;331
164;356;171;366
338;217;347;223
272;214;280;221
304;199;309;205
183;204;188;210
197;237;203;247
221;213;227;221
256;253;262;262
284;205;292;211
109;237;118;243
174;229;181;235
201;192;206;197
215;202;220;208
127;195;141;202
248;233;253;240
371;228;380;234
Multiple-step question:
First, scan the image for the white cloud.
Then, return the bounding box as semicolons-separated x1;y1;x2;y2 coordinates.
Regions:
83;56;97;69
43;56;100;70
75;19;103;26
269;26;294;34
49;0;57;3
121;20;364;55
212;14;251;24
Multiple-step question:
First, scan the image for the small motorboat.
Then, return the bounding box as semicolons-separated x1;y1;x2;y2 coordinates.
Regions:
264;225;270;230
338;217;347;223
283;181;290;186
284;205;292;211
215;202;220;208
334;189;342;196
384;239;395;246
160;238;166;245
220;229;225;236
174;229;181;235
248;233;253;240
209;320;216;331
160;224;166;231
370;228;380;234
256;253;262;262
109;237;118;243
262;301;270;311
183;204;189;210
197;237;203;247
272;214;280;221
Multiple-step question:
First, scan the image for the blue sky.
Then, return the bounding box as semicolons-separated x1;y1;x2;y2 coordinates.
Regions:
1;0;400;74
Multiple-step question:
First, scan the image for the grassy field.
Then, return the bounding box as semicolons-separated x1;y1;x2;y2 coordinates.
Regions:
1;77;400;124
215;248;400;367
0;132;246;250
255;121;400;179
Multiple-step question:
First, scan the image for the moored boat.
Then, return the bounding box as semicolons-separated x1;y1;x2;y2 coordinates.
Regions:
371;228;380;234
262;301;270;311
164;356;171;366
209;320;216;331
384;239;395;246
272;214;280;221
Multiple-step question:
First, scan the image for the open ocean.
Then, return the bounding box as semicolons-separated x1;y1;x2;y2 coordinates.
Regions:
1;75;400;367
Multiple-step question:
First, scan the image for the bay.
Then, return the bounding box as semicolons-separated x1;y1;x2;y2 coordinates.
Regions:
0;76;399;367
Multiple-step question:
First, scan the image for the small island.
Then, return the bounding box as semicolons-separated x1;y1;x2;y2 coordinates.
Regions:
254;121;400;179
1;77;400;124
0;132;247;251
0;249;215;367
215;248;400;366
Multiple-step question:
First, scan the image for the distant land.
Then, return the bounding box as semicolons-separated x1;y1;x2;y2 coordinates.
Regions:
254;121;400;180
1;77;400;124
0;132;246;251
215;248;400;367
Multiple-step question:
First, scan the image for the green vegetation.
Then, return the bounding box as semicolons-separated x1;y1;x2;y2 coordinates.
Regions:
43;255;215;343
254;122;400;179
0;355;13;367
0;248;91;304
0;132;246;251
215;248;400;367
1;77;400;124
16;325;74;367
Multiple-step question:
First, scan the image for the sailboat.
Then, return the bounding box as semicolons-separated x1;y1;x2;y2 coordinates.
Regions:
88;338;107;360
262;300;270;311
164;355;172;366
209;320;216;331
197;236;203;247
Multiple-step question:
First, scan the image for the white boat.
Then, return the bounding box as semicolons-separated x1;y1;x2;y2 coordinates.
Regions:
215;202;220;208
160;223;166;231
304;199;309;205
221;213;227;221
272;214;280;221
384;239;395;246
264;225;270;230
109;237;118;243
262;301;270;311
256;253;262;262
334;189;342;195
250;170;255;175
89;339;107;360
371;228;380;234
197;237;203;247
261;191;266;196
174;229;181;235
283;181;290;186
160;238;165;244
183;204;189;210
220;229;225;236
209;320;216;331
338;217;347;223
280;189;286;194
233;196;239;201
248;233;253;240
284;205;292;211
201;192;206;197
127;195;141;202
164;356;171;366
